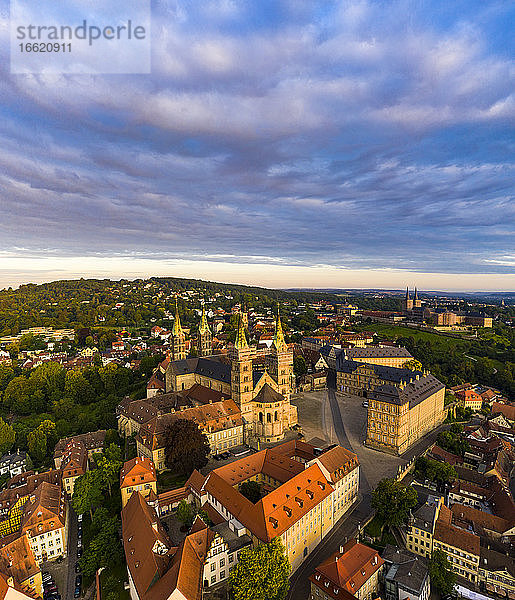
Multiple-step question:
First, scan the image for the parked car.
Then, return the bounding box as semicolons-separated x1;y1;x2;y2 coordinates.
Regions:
213;454;222;461
74;587;80;598
362;401;369;408
75;562;81;573
77;514;83;523
77;538;82;548
77;547;82;558
44;587;57;595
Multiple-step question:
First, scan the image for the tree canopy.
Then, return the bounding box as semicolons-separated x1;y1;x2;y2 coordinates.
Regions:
429;549;457;596
0;418;15;455
228;538;290;600
163;419;210;477
239;480;262;504
371;478;418;527
415;456;456;486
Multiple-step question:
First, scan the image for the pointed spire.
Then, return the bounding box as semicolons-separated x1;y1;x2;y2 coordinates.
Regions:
199;303;210;335
414;287;418;300
405;286;410;300
235;313;248;350
273;306;286;351
172;296;183;336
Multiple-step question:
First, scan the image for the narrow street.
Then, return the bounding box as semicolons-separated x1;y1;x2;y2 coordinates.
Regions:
287;382;374;600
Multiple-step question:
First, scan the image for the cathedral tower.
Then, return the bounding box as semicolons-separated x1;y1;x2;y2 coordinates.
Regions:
413;287;422;308
230;315;254;421
268;309;293;401
198;304;212;357
171;297;186;361
404;287;413;312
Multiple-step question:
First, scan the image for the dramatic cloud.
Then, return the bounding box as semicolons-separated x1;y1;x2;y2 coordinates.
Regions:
0;0;514;289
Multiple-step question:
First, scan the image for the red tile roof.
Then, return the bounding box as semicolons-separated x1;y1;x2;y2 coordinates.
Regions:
310;539;383;600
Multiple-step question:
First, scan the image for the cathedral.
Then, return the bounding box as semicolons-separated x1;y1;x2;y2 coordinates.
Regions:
403;286;422;312
165;303;298;445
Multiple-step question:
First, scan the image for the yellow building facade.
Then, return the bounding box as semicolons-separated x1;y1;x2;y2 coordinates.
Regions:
366;375;445;455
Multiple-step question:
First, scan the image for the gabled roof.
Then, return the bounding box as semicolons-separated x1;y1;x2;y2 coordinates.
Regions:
316;446;359;483
368;374;444;408
54;430;106;459
0;534;39;587
121;492;172;600
310;539;383;600
343;347;412;360
120;457;156;489
167;357;231;384
204;462;333;542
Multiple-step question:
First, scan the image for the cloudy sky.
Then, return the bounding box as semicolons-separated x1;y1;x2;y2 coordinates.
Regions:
1;0;514;290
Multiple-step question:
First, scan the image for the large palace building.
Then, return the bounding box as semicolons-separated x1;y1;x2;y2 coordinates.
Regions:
365;375;445;455
164;305;297;446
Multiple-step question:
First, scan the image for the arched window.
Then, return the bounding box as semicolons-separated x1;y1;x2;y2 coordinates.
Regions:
259;412;263;423
274;411;278;421
267;413;271;423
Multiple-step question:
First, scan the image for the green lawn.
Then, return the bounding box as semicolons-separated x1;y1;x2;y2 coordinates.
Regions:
364;514;383;538
157;470;188;491
353;322;467;348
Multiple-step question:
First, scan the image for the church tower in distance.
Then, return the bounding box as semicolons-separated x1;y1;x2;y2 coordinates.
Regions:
198;303;212;357
268;309;293;401
404;287;413;312
230;314;254;425
171;297;186;361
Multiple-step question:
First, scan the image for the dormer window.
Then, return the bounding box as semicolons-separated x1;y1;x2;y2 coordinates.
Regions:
295;497;303;508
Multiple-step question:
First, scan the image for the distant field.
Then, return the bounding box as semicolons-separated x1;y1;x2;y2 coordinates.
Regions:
353;322;468;348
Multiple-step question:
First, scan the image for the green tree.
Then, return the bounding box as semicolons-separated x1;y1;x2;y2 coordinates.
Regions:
239;480;262;503
0;418;15;455
0;365;14;393
415;456;456;486
72;470;104;519
229;538;290;600
96;455;122;495
429;549;457;596
176;499;194;527
371;478;417;527
80;514;121;577
402;359;423;371
163;419;210;477
29;362;65;404
4;376;45;414
293;356;307;379
64;370;95;405
27;428;47;463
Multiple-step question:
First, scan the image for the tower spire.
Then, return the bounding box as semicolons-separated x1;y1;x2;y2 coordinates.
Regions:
235;313;248;350
414;287;418;300
273;306;286;351
199;303;210;335
405;286;410;301
172;296;183;336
